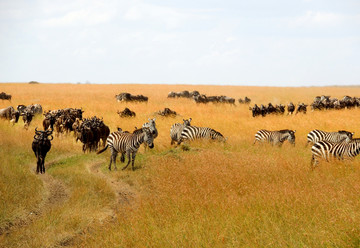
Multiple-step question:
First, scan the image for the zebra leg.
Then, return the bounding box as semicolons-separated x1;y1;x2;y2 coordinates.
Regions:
109;149;118;171
253;139;257;145
310;155;318;170
120;153;125;163
131;152;137;171
122;151;131;170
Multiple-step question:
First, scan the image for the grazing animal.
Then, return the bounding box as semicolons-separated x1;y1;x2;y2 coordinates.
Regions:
254;129;296;146
97;127;154;171
0;92;11;101
178;126;226;145
311;139;360;169
32;128;53;174
307;130;353;146
296;103;308;114
0;106;15;120
21;110;34;130
287;102;295;115
170;118;192;145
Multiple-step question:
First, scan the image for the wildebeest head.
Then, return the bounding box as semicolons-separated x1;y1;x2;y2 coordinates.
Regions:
34;127;53;141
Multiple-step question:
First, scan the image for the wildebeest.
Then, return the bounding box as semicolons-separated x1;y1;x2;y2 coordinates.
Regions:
21;110;35;130
157;108;177;117
249;104;261;117
287;102;295;115
115;93;148;102
0;92;11;101
32;128;53;174
117;108;136;118
296;103;308;114
0;106;16;121
238;97;251;104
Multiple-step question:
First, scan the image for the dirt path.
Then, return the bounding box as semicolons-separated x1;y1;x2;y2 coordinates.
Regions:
87;161;138;216
0;159;69;236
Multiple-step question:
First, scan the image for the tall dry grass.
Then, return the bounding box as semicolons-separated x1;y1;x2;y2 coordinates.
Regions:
1;83;360;247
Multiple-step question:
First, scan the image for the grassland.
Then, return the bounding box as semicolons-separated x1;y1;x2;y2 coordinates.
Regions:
1;83;360;247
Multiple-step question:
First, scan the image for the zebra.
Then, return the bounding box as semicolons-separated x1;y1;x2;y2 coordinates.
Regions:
253;129;296;146
96;127;154;171
178;126;226;145
141;118;158;150
311;139;360;169
170;118;192;145
307;130;353;146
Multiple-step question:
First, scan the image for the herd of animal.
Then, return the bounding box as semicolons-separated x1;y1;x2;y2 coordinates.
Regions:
250;95;360;117
2;91;360;174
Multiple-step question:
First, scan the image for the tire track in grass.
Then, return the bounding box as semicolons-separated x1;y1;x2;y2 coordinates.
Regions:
0;158;70;236
86;161;138;217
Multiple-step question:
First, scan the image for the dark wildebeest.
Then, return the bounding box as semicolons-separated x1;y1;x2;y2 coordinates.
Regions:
249;104;261;117
32;128;53;174
21;110;34;130
157;108;177;117
287;102;295;115
117;108;136;117
296;103;308;114
0;92;11;101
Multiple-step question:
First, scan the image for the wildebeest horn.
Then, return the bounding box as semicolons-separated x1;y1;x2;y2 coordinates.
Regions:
34;135;39;140
35;127;41;134
48;135;54;141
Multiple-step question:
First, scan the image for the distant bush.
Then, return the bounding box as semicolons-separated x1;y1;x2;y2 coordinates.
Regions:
29;81;39;84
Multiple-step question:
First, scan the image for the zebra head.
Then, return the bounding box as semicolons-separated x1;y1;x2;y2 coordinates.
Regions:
287;130;296;145
142;127;154;149
183;118;192;126
210;129;227;143
143;118;157;137
338;130;354;142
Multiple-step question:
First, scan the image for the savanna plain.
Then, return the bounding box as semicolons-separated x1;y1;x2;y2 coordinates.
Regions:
1;83;360;248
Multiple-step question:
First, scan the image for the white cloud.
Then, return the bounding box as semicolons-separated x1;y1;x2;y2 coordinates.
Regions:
123;2;210;29
291;11;344;27
41;0;117;27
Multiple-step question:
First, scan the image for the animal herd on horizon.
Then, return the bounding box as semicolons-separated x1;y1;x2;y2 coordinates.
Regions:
1;90;360;173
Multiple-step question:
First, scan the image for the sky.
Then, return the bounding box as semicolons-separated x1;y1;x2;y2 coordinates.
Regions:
0;0;359;86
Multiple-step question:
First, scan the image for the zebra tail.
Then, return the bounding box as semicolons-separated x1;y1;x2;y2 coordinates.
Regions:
96;144;108;154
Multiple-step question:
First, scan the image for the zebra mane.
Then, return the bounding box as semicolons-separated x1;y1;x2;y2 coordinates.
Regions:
211;129;224;137
338;130;351;134
278;129;292;133
132;128;144;135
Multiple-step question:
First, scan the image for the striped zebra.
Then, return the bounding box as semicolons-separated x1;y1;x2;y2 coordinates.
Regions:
97;127;154;171
170;118;192;145
307;130;353;146
178;126;226;145
253;129;296;146
142;118;158;150
311;139;360;169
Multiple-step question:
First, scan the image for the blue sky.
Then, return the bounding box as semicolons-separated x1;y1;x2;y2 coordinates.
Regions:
0;0;359;86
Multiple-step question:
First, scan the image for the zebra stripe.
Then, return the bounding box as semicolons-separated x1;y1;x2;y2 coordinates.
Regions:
254;129;296;146
97;127;154;171
307;129;353;145
311;139;360;168
179;126;226;144
170;118;192;145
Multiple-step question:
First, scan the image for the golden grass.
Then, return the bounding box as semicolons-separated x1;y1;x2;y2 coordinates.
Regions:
2;83;360;247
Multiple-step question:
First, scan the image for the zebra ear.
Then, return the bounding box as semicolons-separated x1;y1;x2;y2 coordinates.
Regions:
293;130;296;133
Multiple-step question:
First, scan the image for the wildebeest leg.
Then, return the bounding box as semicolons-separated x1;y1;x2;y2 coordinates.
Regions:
122;151;131;170
131;151;137;171
41;156;45;174
36;156;41;174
